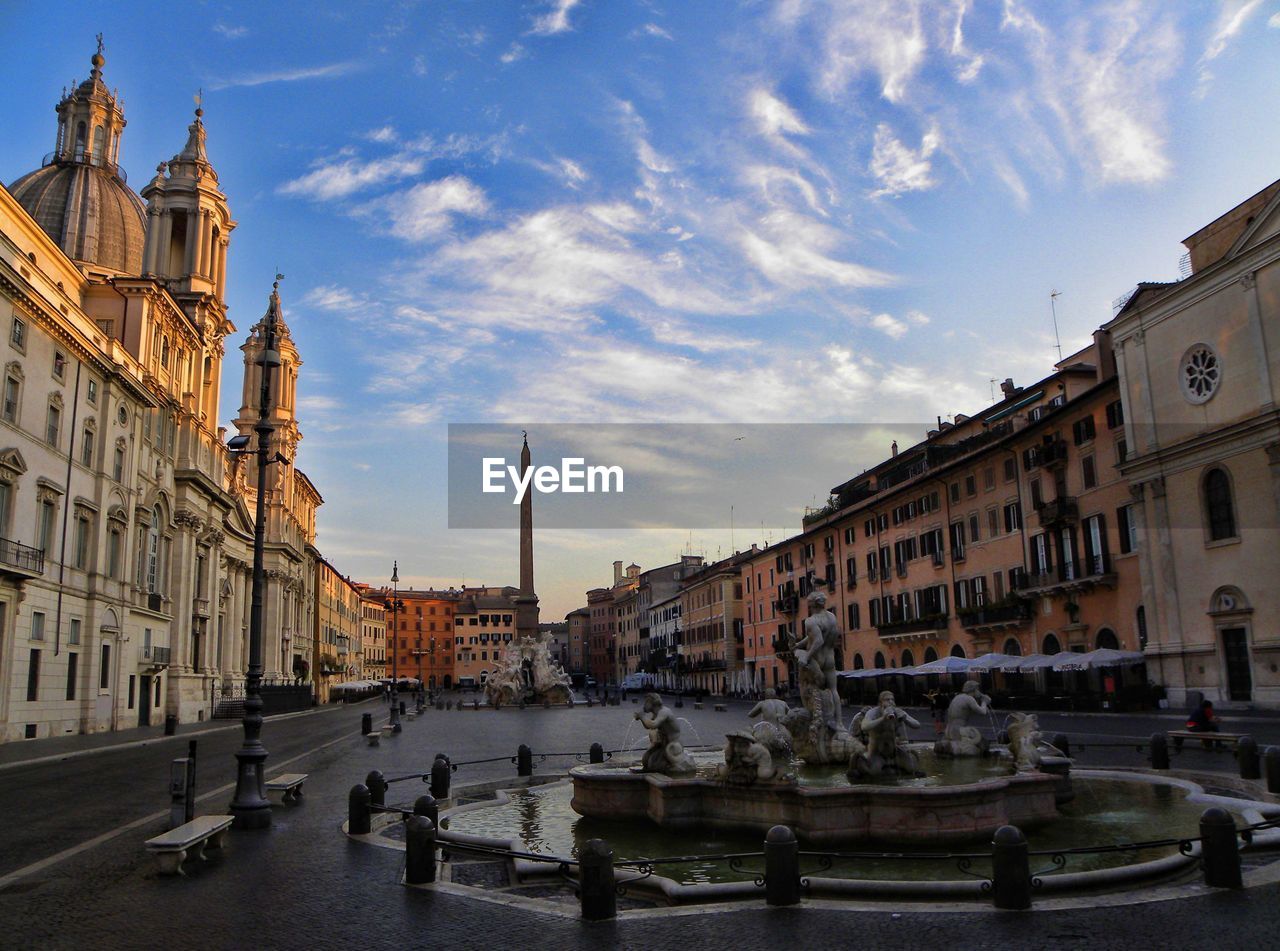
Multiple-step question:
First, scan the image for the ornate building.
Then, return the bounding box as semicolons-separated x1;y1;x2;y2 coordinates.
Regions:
0;42;320;740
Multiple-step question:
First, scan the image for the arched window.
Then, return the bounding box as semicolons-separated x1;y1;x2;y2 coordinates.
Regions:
92;125;104;164
1204;468;1236;541
853;652;864;670
145;507;162;593
1095;628;1119;650
1042;633;1062;655
74;121;86;160
950;644;966;658
874;651;885;669
901;649;915;668
1002;637;1022;657
923;646;938;663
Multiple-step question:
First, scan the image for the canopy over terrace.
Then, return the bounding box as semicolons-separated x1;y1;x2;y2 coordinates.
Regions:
1052;649;1146;671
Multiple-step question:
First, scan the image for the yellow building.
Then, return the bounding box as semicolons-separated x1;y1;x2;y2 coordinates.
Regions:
314;558;361;702
453;587;517;689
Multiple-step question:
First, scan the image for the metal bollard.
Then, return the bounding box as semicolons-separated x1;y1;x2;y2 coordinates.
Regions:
348;784;371;835
1265;747;1280;794
517;744;533;777
405;815;438;885
1051;733;1070;758
578;838;616;920
413;794;439;828
431;755;451;800
764;825;800;906
1200;807;1242;889
589;742;605;764
586;696;594;708
362;712;373;735
1150;733;1170;770
365;769;387;808
1237;736;1261;780
991;824;1031;910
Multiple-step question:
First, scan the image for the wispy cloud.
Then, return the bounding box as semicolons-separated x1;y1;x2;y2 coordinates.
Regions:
1197;0;1265;93
869;122;941;197
208;60;359;91
280;153;426;200
375;176;491;241
301;285;369;311
213;22;248;40
530;0;585;36
500;43;526;64
638;23;673;41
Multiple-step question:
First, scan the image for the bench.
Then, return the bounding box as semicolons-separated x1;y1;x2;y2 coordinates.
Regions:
381;725;394;737
714;704;727;712
1167;730;1246;751
265;773;308;803
693;703;704;710
146;815;234;876
366;732;381;746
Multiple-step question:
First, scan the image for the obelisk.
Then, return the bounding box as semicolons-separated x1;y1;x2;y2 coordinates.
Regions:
514;431;540;640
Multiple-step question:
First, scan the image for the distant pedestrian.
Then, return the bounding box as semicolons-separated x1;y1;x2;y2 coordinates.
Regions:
1186;699;1219;733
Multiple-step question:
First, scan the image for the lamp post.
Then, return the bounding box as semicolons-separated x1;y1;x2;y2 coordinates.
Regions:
672;618;682;696
389;562;401;733
229;279;284;831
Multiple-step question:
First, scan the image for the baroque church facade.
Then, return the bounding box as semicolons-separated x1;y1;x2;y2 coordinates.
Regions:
0;43;321;741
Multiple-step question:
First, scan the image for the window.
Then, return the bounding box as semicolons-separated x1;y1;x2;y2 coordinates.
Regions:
1003;502;1021;533
1059;527;1077;580
113;445;124;481
87;378;98;405
1105;399;1124;429
45;403;60;446
987;508;999;538
1031;534;1051;575
968;513;980;543
31;611;45;641
53;351;67;380
949;521;966;558
1115;438;1127;466
69;617;81;645
1117;504;1137;554
27;649;40;701
847;602;860;629
1072;416;1096;445
145;508;162;592
1083;514;1108;575
66;652;78;700
11;317;26;350
74;514;90;569
983;467;995;491
0;481;10;534
1004;458;1017;482
128;674;135;709
1204;468;1236;541
3;375;19;423
965;475;977;497
37;499;56;553
1030;478;1043;509
949;482;960;504
1082;455;1097;490
1180;344;1221;404
107;525;122;578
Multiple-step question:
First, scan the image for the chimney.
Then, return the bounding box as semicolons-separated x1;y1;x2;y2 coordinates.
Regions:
1000;378;1016;398
891;440;898;457
613;560;623;585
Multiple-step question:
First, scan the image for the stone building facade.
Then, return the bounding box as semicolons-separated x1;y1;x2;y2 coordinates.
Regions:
0;46;321;740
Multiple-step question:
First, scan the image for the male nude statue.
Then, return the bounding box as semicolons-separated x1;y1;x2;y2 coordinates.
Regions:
790;590;842;731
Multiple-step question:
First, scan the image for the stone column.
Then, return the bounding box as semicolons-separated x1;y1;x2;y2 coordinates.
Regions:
183;208;198;276
143;204;160;275
216;238;229;300
199;209;212;277
1240;273;1274;412
157;209;173;276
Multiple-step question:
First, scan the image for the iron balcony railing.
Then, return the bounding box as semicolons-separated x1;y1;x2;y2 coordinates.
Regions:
0;537;44;573
958;602;1031;628
875;614;948;637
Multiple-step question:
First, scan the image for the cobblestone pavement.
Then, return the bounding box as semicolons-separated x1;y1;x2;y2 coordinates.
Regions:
1;696;1279;950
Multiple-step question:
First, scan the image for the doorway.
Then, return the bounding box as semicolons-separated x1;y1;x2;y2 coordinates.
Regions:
139;675;152;726
1221;628;1252;702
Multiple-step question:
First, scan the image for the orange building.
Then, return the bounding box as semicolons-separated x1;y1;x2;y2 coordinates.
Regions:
678;552;750;695
452;588;518;689
377;588;459;689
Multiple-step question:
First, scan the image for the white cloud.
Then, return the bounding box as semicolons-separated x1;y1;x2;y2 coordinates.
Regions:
298;395;341;413
1197;1;1265;93
530;0;584;36
213;22;248;40
947;0;984;82
869;122;942;197
1270;11;1280;27
870;313;908;338
208;60;359;91
639;23;673;40
364;126;397;144
391;403;442;426
748;88;810;140
301;285;367;311
907;310;930;325
279;153;425;200
501;43;526;64
738;210;894;290
810;0;928;103
378;176;491;241
412;55;428;77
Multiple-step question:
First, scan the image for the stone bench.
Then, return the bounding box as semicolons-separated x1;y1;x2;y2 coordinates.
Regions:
265;773;308;803
1167;729;1246;751
381;725;394;737
714;704;727;712
693;703;704;710
146;815;233;876
366;732;381;747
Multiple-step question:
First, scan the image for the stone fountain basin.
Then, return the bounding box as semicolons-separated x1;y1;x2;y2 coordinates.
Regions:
569;761;1060;845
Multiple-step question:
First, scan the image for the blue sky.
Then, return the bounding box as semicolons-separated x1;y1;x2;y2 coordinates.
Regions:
3;1;1279;617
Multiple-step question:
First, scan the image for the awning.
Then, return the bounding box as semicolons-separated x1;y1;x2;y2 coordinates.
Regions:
1052;648;1146;671
1013;653;1058;672
908;656;974;677
965;653;1018;673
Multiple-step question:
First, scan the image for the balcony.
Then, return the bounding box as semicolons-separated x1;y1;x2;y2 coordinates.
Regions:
1024;439;1069;471
770;637;793;658
0;537;44;576
773;593;799;615
958;601;1031;630
1014;559;1116;595
1036;496;1079;527
876;614;948;639
142;645;172;667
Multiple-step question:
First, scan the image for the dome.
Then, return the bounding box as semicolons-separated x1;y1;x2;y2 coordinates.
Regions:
7;160;147;276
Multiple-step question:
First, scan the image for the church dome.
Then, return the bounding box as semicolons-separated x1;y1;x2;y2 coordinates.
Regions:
8;161;147;275
5;38;147;276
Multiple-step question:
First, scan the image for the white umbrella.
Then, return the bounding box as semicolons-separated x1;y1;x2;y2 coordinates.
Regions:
968;652;1018;673
909;655;973;677
1014;653;1057;673
1052;648;1146;671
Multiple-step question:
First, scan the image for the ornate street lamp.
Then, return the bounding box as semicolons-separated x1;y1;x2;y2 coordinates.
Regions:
229;279;285;830
389;561;401;733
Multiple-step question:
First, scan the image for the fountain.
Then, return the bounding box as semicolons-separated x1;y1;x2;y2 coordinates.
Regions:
934;681;992;757
483;632;572;707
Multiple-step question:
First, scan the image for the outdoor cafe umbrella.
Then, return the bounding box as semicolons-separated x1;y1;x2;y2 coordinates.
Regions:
907;655;973;677
1013;653;1059;673
967;652;1018;673
1051;648;1146;671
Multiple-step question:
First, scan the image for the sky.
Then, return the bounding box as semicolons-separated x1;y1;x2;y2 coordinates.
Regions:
2;1;1279;618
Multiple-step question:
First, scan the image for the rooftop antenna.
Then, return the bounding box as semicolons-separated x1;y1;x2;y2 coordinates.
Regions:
989;379;998;402
730;504;735;554
1049;289;1064;363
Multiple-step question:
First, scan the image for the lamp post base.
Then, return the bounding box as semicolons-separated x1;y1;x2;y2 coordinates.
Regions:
229;750;272;830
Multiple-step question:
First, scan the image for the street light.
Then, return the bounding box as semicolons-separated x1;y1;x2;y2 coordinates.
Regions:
229;279;285;831
672;618;682;696
389;562;401;733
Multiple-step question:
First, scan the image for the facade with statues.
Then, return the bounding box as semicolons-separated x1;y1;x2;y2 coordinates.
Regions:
0;43;321;741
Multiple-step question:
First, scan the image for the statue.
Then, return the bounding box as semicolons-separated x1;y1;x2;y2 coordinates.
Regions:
484;632;573;707
781;705;864;764
935;680;992;757
747;687;793;763
850;690;923;778
781;589;860;764
717;730;789;785
1006;712;1042;772
634;692;696;775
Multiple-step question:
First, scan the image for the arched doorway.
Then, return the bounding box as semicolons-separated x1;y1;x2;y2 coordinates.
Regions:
443;675;452;688
853;653;864;670
1095;628;1119;650
923;646;938;663
950;644;966;658
1042;633;1061;655
1002;637;1022;656
901;649;915;667
874;651;885;669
